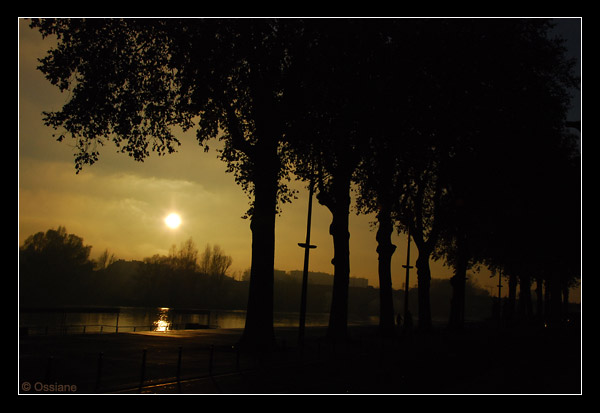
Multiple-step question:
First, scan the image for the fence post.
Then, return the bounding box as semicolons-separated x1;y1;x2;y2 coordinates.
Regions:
45;356;53;383
317;338;321;360
176;346;183;384
95;352;103;392
209;345;214;376
139;349;147;393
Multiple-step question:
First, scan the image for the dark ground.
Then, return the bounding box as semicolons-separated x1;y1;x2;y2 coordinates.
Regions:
18;321;581;394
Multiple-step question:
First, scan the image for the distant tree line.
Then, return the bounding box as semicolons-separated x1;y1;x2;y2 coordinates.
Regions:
19;227;521;322
17;228;368;312
19;229;237;308
29;18;580;347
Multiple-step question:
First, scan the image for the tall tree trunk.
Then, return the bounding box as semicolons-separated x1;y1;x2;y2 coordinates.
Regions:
415;250;432;330
535;276;544;322
518;273;533;320
317;167;351;339
549;272;563;326
544;278;551;322
562;282;570;320
376;201;396;337
321;172;352;341
240;151;278;351
505;273;517;322
448;235;467;330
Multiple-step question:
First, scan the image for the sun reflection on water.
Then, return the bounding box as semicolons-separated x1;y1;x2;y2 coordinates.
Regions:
153;307;171;332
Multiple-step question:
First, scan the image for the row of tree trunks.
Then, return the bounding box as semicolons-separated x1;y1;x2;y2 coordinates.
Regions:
500;272;573;325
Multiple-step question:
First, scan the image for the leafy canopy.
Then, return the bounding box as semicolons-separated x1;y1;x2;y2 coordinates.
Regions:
30;18;299;214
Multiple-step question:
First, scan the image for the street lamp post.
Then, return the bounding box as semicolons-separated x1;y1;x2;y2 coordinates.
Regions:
402;227;414;330
497;270;502;321
298;177;317;346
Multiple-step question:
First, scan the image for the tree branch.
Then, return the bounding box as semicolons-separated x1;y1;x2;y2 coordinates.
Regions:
224;104;254;158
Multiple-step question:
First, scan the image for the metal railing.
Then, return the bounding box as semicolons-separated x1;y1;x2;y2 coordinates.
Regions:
19;329;397;394
20;323;219;336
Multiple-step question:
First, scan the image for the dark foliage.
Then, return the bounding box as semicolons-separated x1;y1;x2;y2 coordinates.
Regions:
27;18;580;344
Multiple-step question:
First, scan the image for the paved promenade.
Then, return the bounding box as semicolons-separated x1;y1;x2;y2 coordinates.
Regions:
19;323;581;394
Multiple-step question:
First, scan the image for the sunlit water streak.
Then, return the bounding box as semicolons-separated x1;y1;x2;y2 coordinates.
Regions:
19;307;378;334
153;307;171;332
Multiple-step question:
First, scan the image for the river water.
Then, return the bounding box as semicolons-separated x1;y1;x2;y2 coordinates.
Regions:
19;307;378;335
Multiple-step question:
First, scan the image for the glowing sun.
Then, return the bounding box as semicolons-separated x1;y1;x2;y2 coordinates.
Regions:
165;213;182;229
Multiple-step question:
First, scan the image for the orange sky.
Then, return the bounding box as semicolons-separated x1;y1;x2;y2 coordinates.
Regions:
18;19;581;303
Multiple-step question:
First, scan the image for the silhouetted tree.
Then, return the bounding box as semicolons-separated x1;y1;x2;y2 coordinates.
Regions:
353;21;408;337
287;19;389;339
136;239;235;307
94;248;116;270
390;35;452;328
355;133;401;337
30;18;303;349
395;163;445;331
409;19;580;329
20;226;94;306
199;243;233;280
386;19;480;331
531;150;580;325
169;237;199;272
